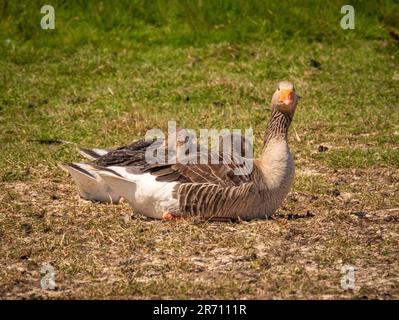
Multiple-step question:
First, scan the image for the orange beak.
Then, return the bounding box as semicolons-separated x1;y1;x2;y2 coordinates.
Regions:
279;89;294;105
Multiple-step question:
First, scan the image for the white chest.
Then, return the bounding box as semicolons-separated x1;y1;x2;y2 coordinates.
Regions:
259;138;295;190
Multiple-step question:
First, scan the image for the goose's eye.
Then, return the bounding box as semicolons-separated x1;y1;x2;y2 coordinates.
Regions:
277;88;280;91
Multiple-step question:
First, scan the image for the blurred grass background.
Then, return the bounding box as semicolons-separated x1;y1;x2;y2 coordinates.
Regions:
0;0;398;180
1;0;399;48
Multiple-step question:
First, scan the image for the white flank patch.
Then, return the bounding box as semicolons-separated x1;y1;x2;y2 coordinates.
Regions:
63;163;121;203
101;167;179;219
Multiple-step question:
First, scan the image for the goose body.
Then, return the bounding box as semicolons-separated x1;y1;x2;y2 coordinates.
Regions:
61;81;299;220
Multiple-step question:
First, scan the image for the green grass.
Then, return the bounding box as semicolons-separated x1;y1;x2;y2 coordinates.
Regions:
1;0;399;299
1;1;398;180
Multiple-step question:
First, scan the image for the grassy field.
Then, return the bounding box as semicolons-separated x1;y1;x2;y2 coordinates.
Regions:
1;0;399;299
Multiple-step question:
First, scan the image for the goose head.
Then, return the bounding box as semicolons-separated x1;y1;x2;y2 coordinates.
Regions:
271;81;299;117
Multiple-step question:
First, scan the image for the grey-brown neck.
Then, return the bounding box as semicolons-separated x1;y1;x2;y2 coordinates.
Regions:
257;105;295;192
262;108;292;149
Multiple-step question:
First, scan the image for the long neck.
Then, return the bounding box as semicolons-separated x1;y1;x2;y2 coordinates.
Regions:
257;107;294;188
262;108;292;149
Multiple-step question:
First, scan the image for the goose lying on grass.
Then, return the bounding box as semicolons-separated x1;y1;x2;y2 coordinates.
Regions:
60;81;299;220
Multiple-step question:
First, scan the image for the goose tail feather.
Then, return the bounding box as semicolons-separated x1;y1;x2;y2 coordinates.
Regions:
59;162;120;203
78;147;109;161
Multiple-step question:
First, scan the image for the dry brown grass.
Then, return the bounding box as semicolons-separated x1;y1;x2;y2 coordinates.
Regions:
1;164;398;299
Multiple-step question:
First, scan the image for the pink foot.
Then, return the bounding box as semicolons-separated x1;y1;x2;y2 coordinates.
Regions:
162;211;186;221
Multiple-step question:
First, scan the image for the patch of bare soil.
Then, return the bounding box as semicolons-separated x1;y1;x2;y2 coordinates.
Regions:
1;167;398;299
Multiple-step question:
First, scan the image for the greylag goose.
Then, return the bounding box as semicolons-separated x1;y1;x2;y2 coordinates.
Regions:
61;81;299;220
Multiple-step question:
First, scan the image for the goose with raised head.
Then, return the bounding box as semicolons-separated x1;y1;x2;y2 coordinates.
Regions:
61;81;299;220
